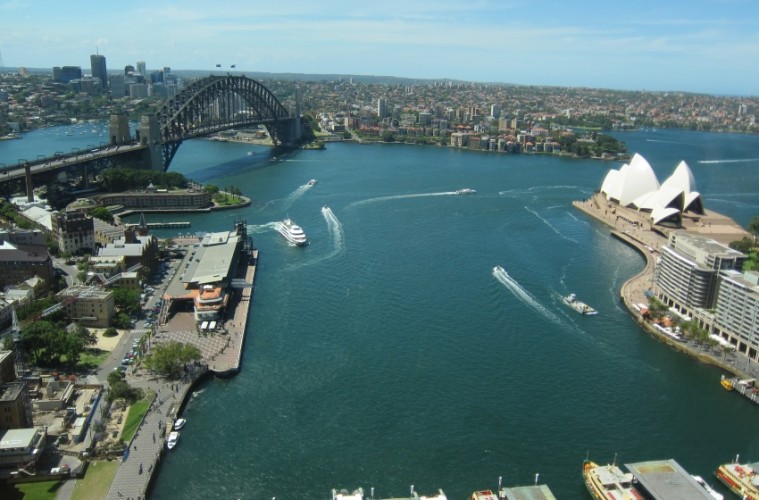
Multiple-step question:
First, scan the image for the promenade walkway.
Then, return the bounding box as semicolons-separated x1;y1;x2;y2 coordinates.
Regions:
573;193;759;382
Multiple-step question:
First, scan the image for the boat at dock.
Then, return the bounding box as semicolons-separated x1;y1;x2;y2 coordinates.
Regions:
719;376;759;406
173;418;186;430
715;456;759;500
166;431;179;450
563;293;597;315
691;475;723;500
582;459;642;500
275;218;308;246
456;188;476;194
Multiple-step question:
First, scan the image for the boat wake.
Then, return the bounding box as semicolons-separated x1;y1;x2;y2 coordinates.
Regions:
492;266;562;325
524;206;578;244
280;184;311;212
247;222;279;234
348;191;457;209
697;158;759;164
321;206;345;259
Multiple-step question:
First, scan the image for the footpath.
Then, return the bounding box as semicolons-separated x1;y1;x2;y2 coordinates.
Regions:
573;193;759;381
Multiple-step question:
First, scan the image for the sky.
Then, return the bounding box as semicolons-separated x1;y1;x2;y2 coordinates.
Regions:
1;0;757;96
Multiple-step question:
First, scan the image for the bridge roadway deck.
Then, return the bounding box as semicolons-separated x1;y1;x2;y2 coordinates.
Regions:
1;142;145;181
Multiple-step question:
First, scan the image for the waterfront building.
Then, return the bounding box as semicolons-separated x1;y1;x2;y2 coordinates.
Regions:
600;154;704;225
55;286;114;328
90;54;107;88
713;270;759;359
656;231;745;309
51;211;95;255
95;187;212;211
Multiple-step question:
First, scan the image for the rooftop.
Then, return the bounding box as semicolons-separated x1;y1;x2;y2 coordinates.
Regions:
625;459;712;500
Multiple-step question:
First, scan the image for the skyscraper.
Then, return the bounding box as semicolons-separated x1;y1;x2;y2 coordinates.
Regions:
90;54;107;88
136;61;146;76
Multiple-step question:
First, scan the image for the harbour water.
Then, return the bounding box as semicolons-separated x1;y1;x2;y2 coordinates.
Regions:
3;127;759;499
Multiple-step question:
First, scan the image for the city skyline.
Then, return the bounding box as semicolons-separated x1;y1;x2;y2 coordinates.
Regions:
1;0;758;96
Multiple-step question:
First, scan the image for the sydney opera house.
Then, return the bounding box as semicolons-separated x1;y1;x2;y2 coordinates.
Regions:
599;153;704;226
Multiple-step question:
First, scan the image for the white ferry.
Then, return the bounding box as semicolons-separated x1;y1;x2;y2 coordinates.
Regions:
563;293;597;315
276;218;308;246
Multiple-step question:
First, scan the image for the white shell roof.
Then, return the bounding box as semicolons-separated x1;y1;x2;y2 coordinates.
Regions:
599;154;704;224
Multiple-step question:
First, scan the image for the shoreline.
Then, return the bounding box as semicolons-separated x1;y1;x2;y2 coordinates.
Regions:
573;193;754;380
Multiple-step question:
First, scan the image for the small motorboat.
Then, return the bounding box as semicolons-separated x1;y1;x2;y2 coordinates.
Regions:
173;418;186;430
166;431;179;450
455;188;476;194
308;179;318;186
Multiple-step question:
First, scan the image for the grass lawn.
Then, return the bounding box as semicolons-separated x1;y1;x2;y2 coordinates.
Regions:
121;398;151;442
78;349;108;371
72;460;120;500
0;480;64;500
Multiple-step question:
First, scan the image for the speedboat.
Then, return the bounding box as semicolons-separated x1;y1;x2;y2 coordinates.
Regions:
692;475;723;500
166;431;179;450
173;418;186;430
455;188;476;194
276;218;308;246
307;179;317;186
563;293;597;315
493;265;505;273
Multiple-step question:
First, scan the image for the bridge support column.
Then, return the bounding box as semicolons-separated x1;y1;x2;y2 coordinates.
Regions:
140;115;164;171
24;164;34;202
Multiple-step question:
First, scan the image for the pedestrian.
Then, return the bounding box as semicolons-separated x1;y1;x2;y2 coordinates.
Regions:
153;433;155;443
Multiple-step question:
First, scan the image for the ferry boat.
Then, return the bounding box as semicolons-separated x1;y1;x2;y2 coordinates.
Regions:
166;431;180;450
563;293;597;315
276;218;308;246
456;188;476;194
715;456;759;500
583;459;642;500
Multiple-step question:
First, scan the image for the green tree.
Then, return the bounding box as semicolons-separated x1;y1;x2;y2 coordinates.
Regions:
90;206;114;224
144;341;202;379
748;216;759;244
111;288;141;316
106;371;142;404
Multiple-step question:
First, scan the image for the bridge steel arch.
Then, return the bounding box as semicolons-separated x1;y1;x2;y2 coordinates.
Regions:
154;75;298;170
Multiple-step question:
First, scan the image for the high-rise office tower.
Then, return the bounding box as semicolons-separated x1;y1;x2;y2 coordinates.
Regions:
136;61;146;76
90;54;107;88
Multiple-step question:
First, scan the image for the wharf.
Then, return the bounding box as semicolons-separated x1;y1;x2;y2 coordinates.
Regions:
721;376;759;406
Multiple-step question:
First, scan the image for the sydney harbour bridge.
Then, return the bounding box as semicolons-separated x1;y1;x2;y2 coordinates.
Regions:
0;75;301;195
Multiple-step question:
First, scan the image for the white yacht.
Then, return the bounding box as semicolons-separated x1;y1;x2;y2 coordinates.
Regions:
173;418;186;430
563;293;597;315
166;431;179;450
276;218;308;246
